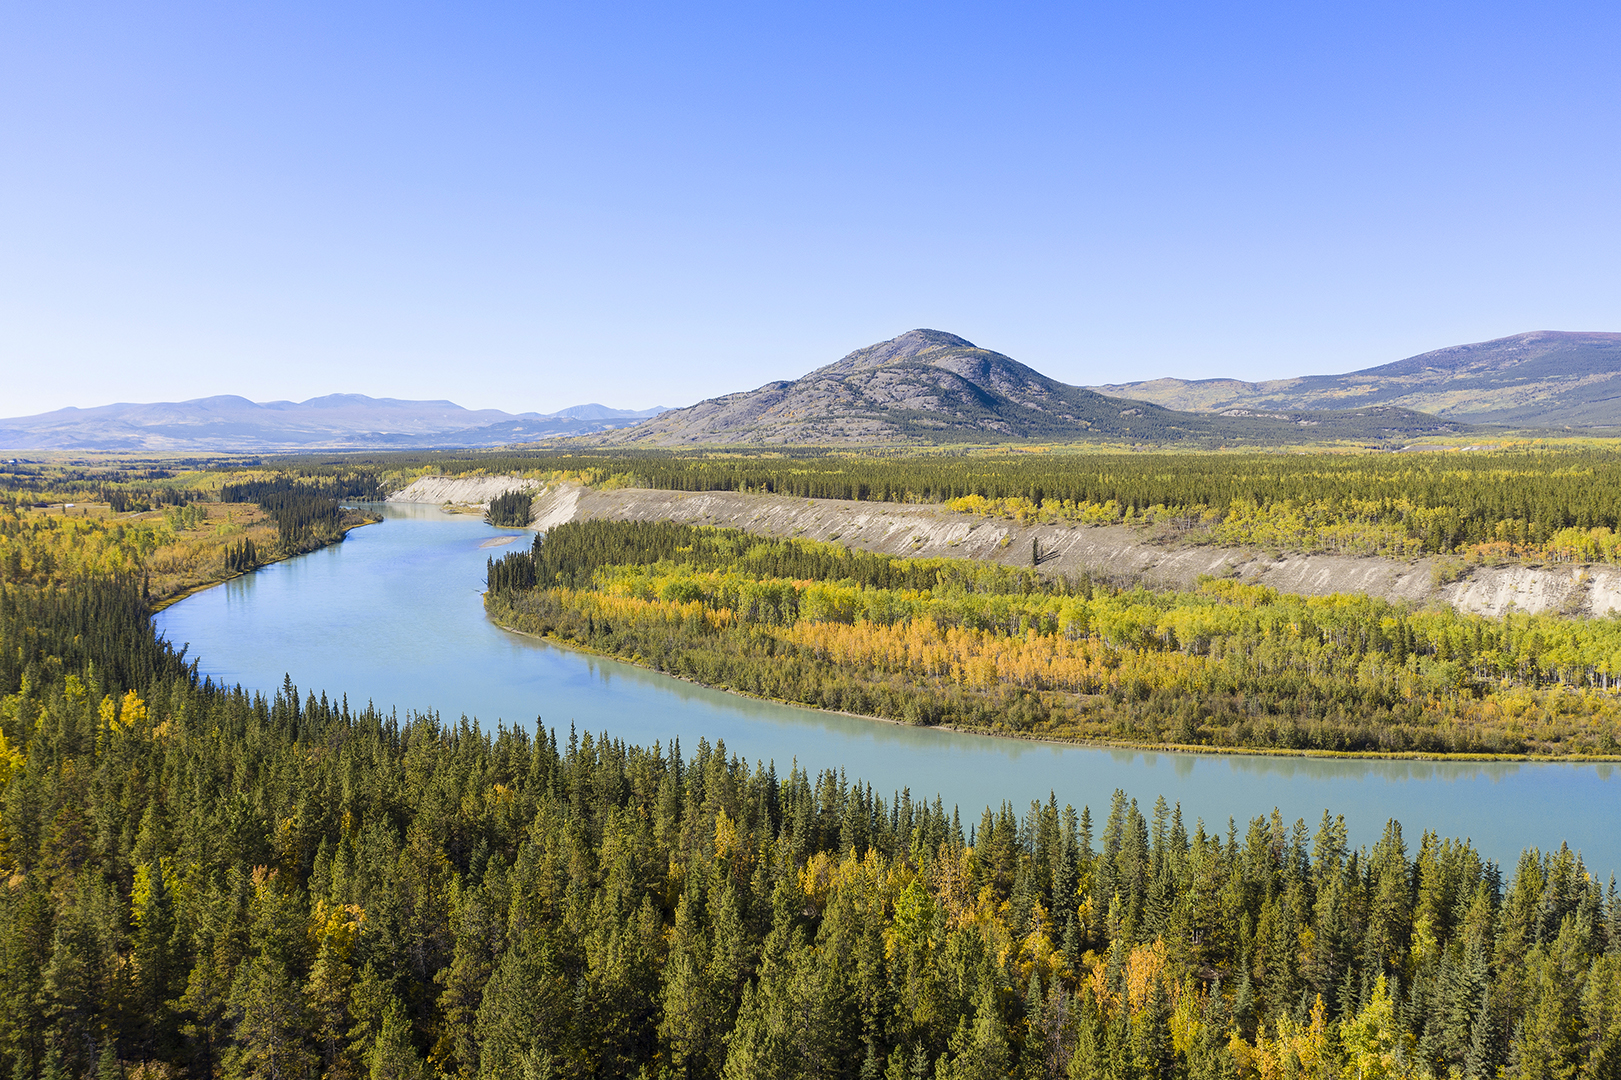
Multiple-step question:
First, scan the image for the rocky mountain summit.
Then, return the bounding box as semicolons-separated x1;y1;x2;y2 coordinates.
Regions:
596;329;1462;446
1094;330;1621;427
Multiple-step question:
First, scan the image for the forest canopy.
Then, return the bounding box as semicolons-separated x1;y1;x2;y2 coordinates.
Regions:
2;454;1620;1079
486;520;1621;756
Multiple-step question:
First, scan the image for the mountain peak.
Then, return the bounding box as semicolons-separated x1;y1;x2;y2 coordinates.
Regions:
821;329;979;373
594;330;1459;447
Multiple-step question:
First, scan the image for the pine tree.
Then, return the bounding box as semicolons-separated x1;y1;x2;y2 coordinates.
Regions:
943;985;1010;1080
40;917;96;1080
95;1039;121;1080
131;859;183;1058
366;999;422;1080
911;1043;932;1080
1504;918;1587;1080
306;913;360;1080
223;955;316;1080
1463;987;1496;1080
1341;975;1412;1080
659;885;716;1078
39;1044;67;1080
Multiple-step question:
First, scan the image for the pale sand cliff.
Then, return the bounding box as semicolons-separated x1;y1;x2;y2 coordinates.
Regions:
387;475;544;506
386;475;1621;618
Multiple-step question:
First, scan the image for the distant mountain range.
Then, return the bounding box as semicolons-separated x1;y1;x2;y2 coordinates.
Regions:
594;329;1465;447
15;328;1612;454
0;395;668;452
1092;331;1621;427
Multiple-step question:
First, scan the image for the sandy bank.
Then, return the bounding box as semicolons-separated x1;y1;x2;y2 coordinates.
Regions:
530;483;1445;605
388;475;543;507
396;475;1621;617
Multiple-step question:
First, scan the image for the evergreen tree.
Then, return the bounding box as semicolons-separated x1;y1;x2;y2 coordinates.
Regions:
224;955;315;1080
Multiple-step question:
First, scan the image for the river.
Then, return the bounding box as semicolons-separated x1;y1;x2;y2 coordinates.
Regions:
154;503;1620;875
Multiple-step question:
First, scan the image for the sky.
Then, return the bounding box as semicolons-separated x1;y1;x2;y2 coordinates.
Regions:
2;1;1619;418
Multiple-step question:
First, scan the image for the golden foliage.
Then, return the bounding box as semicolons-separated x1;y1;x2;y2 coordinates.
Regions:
1125;939;1169;1012
1230;995;1330;1079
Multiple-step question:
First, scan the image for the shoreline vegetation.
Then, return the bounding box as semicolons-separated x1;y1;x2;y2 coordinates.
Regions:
3;499;377;614
485;519;1621;758
2;455;1621;1077
148;512;378;612
489;618;1621;764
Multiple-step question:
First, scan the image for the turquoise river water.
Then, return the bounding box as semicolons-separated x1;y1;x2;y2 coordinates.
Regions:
154;503;1619;875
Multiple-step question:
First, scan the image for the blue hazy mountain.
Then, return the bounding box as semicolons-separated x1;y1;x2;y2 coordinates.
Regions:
1094;331;1621;427
0;394;669;452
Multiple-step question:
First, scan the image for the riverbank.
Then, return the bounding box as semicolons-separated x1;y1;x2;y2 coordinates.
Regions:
153;498;1621;878
486;583;1621;763
393;474;1621;618
149;512;380;613
490;614;1621;764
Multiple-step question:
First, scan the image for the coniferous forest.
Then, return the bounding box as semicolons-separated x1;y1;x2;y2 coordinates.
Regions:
485;491;535;529
3;461;1621;1078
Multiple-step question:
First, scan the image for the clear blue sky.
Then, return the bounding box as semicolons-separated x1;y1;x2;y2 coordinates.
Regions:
3;1;1618;417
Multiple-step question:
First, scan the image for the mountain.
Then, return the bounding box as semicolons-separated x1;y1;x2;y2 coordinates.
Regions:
1092;331;1621;427
0;395;669;452
545;403;667;422
593;329;1465;447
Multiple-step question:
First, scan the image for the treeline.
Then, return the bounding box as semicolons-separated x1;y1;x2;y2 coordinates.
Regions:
0;509;168;588
0;575;193;695
2;474;1620;1079
217;473;380;505
223;538;261;573
220;474;377;549
107;488;197;514
485;491;533;528
1;460;226;511
365;446;1621;559
0;481;363;619
487;521;1621;755
258;490;343;547
0;509;197;700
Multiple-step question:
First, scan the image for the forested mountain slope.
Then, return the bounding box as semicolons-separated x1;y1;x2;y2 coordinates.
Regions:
1095;330;1621;426
595;330;1462;446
